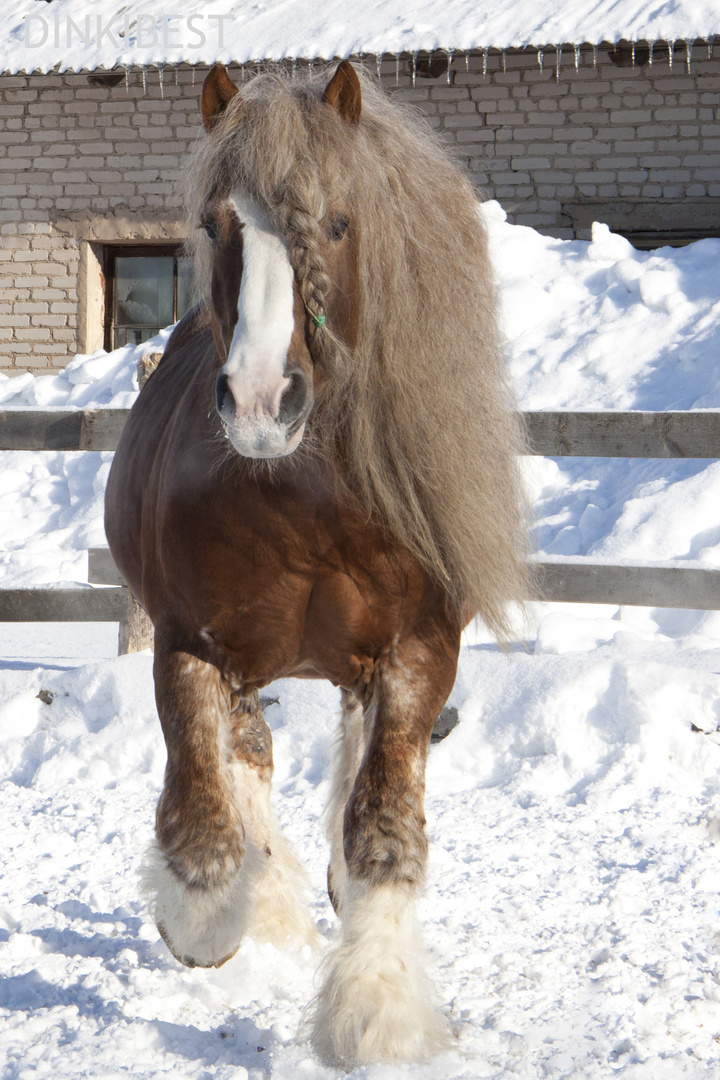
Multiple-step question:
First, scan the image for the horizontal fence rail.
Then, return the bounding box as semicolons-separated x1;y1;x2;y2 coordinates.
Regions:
3;408;720;457
3;556;720;633
85;551;720;611
85;550;720;613
536;560;720;610
0;586;132;622
524;410;720;458
0;408;128;452
88;547;125;587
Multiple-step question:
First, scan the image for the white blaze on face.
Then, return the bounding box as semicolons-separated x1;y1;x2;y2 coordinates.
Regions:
223;192;295;426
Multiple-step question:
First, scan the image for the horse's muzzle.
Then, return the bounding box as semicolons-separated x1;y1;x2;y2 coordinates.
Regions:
215;369;311;458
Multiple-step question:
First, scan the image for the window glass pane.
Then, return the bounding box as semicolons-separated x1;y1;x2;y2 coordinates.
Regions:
176;256;195;319
114;325;161;349
114;256;174;328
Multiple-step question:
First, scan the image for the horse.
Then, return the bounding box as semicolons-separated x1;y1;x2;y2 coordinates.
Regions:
105;59;529;1066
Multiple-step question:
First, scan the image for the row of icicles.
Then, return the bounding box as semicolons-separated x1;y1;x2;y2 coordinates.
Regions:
122;39;716;97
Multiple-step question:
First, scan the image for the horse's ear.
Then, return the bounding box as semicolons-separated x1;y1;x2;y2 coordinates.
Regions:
322;61;361;125
201;63;239;133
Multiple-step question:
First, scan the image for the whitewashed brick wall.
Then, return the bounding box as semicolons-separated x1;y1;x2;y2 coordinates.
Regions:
0;67;194;375
0;46;718;374
388;44;720;234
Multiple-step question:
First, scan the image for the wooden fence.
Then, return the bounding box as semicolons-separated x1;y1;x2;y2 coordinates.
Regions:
3;407;720;457
2;407;720;652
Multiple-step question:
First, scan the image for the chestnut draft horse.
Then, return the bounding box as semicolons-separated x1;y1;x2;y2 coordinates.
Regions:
105;61;529;1066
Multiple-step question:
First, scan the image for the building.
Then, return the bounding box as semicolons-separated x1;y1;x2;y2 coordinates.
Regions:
0;1;718;375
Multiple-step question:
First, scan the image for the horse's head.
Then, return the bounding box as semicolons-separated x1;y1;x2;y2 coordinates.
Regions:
198;62;361;460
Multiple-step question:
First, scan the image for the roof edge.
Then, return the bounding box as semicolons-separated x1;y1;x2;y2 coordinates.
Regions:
2;36;718;79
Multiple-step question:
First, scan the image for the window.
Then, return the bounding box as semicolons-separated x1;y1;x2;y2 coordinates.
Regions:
104;245;194;350
564;200;720;250
615;228;720;250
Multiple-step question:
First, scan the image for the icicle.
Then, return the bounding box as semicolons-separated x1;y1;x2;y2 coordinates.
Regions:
411;51;417;87
537;47;544;72
686;40;693;73
573;43;580;71
292;57;297;78
631;42;636;67
141;65;147;94
708;39;713;61
158;65;164;99
446;49;453;84
501;49;507;74
465;51;469;74
482;47;489;77
174;66;179;86
191;66;196;86
668;39;674;69
124;65;130;92
648;40;655;66
376;53;382;81
555;44;562;81
592;44;598;68
395;53;400;84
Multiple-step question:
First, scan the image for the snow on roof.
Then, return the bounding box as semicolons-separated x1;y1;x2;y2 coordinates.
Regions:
3;0;720;75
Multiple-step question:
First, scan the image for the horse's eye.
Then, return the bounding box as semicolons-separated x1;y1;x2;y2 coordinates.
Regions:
328;216;349;242
202;220;218;243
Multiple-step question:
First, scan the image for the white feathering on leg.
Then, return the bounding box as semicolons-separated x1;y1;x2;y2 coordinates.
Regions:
230;760;319;948
324;690;366;913
309;880;451;1066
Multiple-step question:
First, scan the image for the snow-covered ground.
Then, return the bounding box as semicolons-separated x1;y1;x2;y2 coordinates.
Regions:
2;208;720;1078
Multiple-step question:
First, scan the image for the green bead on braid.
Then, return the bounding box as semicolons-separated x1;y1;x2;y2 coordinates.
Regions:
304;300;326;327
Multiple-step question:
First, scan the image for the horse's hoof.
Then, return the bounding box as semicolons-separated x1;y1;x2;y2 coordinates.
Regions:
142;843;260;969
157;921;239;968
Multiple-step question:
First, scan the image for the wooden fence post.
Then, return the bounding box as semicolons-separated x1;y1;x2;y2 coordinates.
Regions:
118;594;154;655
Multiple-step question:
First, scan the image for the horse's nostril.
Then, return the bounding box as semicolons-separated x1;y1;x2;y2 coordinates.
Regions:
279;370;309;425
216;372;231;413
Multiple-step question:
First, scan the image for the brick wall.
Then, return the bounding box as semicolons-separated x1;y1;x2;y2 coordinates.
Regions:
0;66;195;375
387;43;720;237
0;45;718;374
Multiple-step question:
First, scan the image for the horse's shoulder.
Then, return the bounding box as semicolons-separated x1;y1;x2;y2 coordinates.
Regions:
155;304;213;373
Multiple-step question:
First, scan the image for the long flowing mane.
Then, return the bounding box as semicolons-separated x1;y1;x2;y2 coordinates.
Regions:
185;68;530;638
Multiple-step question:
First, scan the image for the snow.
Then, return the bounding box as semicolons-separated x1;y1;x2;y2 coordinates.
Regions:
4;0;720;75
2;209;720;1076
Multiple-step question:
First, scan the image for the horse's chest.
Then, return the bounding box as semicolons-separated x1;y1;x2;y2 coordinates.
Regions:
157;479;425;691
190;527;415;693
205;554;405;691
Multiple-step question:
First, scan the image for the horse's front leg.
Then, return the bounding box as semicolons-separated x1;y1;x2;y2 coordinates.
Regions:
145;646;314;968
144;647;254;967
311;630;460;1065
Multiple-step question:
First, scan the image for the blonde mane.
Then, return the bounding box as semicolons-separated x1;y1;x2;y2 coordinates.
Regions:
185;67;530;638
